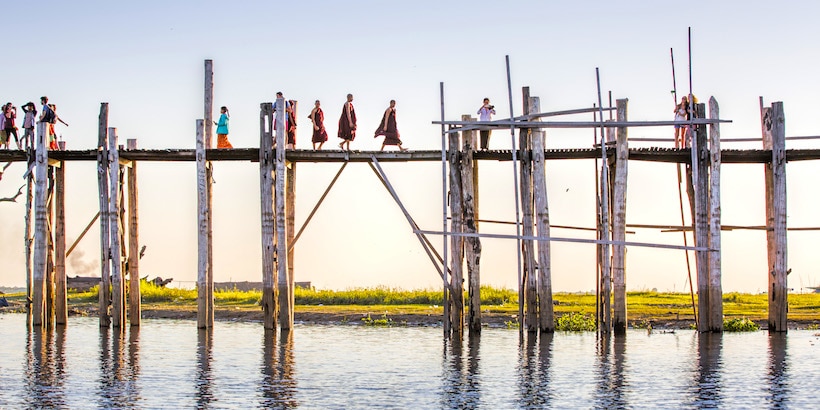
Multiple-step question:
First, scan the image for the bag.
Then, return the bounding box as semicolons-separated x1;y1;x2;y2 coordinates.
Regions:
41;106;55;124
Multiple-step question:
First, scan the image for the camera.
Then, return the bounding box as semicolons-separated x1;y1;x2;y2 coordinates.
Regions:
488;105;494;110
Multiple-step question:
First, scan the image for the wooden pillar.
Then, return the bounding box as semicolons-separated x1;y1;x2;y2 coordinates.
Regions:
31;121;49;327
449;121;465;335
599;159;611;332
127;139;141;326
97;103;111;327
204;60;215;328
707;97;723;331
520;88;538;332
274;97;289;330
612;99;629;334
204;59;214;149
260;103;278;330
25;160;33;317
530;95;554;333
54;161;67;325
767;102;788;332
280;162;296;329
461;117;482;333
108;128;125;328
46;173;55;327
689;103;710;332
196;119;213;329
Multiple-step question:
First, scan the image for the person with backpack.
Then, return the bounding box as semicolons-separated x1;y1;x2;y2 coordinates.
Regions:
20;102;36;150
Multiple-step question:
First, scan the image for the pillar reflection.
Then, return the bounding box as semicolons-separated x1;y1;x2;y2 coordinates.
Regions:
690;332;723;407
517;332;553;407
594;333;627;408
195;328;214;408
259;329;298;408
767;333;789;407
440;332;481;408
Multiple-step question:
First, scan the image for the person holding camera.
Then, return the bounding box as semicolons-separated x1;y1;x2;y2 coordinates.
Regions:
3;103;19;150
21;102;36;150
477;97;496;150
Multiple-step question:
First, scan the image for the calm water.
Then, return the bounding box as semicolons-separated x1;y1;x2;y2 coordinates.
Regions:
0;314;818;409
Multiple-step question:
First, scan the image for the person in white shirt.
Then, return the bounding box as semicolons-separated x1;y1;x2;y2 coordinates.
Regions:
476;97;496;150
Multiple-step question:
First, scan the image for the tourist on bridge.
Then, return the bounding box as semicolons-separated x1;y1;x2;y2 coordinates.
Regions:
273;91;291;146
21;102;36;150
337;94;356;151
286;100;297;149
309;100;328;150
215;106;233;149
673;95;689;148
374;100;407;151
477;97;495;150
3;103;19;150
46;104;68;150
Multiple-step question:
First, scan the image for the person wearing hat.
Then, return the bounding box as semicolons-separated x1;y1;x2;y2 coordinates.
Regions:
21;102;37;150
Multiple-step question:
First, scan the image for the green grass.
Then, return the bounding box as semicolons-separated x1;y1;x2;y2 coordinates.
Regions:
723;317;760;332
556;312;596;331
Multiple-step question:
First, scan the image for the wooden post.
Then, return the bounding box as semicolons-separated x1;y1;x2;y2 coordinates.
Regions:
612;99;629;334
690;103;710;332
280;162;295;329
204;60;215;328
97;103;111;327
768;102;788;332
108;127;125;328
530;96;554;333
449;121;465;336
707;97;723;331
127;139;141;326
520;88;538;333
54;161;67;325
196;119;212;329
274;97;289;330
461;117;482;333
260;103;278;330
25;161;33;317
599;162;611;333
204;60;214;150
31;121;49;327
46;175;55;327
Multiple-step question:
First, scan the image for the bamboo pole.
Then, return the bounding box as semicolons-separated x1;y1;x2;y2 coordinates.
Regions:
280;161;295;329
274;97;290;330
707;98;723;331
769;102;788;332
196;119;212;329
108;127;125;329
612;99;629;334
260;103;277;330
54;161;67;325
520;88;538;333
127;139;141;326
460;117;482;333
448;122;464;336
97;103;111;327
31;121;48;327
530;95;554;333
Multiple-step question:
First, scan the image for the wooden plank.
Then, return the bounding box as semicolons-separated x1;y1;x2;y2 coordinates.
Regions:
707;97;723;331
32;121;49;327
54;162;67;325
460;117;482;333
612;99;629;334
448;121;464;335
770;102;788;332
108;128;125;328
127;139;141;326
97;103;111;328
280;162;295;329
531;97;554;333
520;89;538;333
196;119;211;329
274;97;290;330
259;103;277;330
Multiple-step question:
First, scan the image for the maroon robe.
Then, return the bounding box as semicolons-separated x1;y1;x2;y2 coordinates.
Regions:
337;102;356;141
311;108;328;143
374;108;401;145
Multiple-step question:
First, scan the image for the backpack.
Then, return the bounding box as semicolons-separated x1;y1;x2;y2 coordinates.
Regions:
41;106;55;124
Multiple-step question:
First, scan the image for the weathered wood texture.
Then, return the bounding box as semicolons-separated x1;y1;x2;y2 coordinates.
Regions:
274;97;290;330
769;102;788;332
612;99;629;334
520;89;538;333
54;162;67;325
127;139;141;326
204;60;214;150
260;103;278;330
25;161;33;314
461;117;482;333
196;120;212;329
598;160;611;331
530;95;554;333
449;122;465;335
204;61;215;328
690;103;710;332
707;97;723;331
97;103;111;327
31;121;49;327
108;128;125;328
280;162;295;329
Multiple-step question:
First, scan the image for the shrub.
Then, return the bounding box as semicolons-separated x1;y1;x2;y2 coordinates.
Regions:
723;317;760;332
556;312;595;331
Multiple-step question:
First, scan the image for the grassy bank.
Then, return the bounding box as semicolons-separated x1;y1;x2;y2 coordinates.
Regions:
4;282;819;328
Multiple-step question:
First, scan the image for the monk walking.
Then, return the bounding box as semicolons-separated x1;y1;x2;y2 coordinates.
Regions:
374;100;406;151
337;93;356;151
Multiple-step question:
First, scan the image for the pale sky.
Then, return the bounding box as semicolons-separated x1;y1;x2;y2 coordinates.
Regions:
2;1;819;293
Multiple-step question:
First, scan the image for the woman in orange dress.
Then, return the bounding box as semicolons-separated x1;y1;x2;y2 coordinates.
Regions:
216;106;233;149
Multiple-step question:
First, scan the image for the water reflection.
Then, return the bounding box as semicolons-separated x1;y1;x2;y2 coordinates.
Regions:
594;334;627;408
98;327;139;408
24;325;66;408
441;333;482;408
259;329;298;408
767;333;789;407
691;333;723;407
517;332;554;407
196;328;214;408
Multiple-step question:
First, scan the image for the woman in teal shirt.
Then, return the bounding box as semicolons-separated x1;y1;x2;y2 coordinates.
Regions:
216;106;233;148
